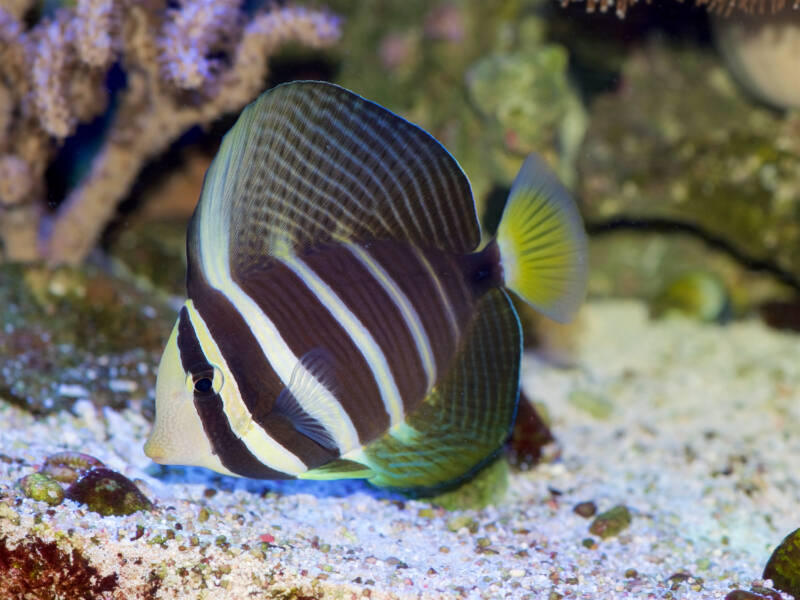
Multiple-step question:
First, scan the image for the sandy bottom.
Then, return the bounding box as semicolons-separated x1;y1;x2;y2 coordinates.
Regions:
1;299;798;599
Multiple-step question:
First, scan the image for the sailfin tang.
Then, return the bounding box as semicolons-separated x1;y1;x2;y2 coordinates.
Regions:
273;349;340;450
190;80;480;282
352;288;522;493
496;154;588;323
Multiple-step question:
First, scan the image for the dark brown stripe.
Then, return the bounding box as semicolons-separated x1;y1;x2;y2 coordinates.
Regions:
176;305;293;479
233;257;391;444
301;243;428;414
193;393;294;479
365;240;477;379
177;306;208;373
188;259;338;470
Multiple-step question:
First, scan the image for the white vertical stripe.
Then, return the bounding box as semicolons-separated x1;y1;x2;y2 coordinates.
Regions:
196;143;360;456
281;254;406;425
345;242;436;390
184;300;307;475
409;245;461;340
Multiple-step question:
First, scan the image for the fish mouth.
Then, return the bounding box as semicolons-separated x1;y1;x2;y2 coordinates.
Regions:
143;435;166;463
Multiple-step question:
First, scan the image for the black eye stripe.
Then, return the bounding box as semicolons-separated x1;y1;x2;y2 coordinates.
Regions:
189;366;214;380
177;307;212;374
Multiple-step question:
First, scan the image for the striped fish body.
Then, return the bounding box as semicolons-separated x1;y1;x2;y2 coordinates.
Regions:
144;81;588;492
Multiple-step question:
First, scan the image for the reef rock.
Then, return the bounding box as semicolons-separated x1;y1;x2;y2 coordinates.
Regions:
578;40;800;291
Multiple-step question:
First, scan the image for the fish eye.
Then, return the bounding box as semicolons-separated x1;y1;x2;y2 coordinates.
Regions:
194;377;213;393
185;364;224;396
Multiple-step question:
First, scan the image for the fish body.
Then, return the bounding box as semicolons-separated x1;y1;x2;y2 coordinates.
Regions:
144;81;587;492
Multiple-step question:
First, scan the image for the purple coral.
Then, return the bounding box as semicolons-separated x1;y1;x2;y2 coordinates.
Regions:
0;1;342;265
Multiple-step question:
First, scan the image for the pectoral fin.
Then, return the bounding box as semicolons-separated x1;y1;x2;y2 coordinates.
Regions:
273;349;340;450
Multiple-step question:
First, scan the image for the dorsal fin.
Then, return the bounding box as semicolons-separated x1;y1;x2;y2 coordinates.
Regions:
190;81;480;281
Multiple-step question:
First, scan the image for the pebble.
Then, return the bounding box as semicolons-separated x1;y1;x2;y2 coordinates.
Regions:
573;500;597;518
589;505;632;539
18;473;64;506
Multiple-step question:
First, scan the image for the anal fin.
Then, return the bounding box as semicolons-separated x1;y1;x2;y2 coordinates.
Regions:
355;288;522;493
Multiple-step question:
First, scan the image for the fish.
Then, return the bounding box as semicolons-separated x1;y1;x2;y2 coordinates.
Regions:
143;81;588;492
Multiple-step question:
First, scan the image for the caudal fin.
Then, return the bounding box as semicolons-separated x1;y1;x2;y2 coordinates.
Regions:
495;154;588;323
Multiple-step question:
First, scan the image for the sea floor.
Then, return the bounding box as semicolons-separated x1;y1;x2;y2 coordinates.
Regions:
1;299;798;599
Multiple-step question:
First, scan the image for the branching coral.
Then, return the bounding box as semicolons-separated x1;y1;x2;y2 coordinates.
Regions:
0;0;341;264
560;0;799;18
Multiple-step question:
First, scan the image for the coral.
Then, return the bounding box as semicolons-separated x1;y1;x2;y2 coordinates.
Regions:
559;0;799;18
0;536;119;599
0;1;341;265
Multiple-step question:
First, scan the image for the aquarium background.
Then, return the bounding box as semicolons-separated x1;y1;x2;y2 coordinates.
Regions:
1;1;799;598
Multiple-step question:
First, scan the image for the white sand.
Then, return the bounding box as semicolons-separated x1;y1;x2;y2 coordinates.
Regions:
1;299;798;599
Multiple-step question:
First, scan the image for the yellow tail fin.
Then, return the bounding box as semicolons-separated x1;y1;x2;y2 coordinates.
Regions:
495;154;588;323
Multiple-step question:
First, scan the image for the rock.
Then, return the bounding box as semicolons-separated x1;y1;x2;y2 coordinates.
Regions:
106;218;187;296
508;391;555;469
0;263;173;416
65;468;153;516
651;271;730;323
579;39;800;295
40;452;105;484
587;232;793;317
714;13;800;110
763;528;800;598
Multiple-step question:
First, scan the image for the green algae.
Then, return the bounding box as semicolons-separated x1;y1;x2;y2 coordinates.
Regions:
568;389;614;420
